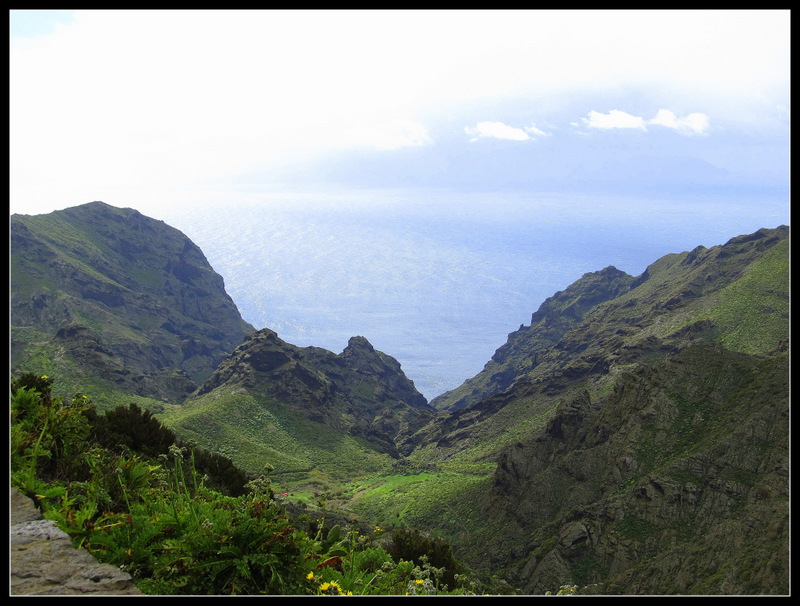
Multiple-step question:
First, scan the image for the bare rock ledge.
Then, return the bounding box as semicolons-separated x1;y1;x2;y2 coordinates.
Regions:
9;487;141;595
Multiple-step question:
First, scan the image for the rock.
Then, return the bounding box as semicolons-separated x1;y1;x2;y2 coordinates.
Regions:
9;487;141;595
187;328;433;457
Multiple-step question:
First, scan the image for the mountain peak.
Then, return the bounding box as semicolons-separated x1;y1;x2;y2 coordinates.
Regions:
344;335;375;351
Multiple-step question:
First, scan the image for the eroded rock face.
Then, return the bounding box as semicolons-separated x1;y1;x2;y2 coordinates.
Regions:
10;488;141;595
415;226;789;594
10;201;255;402
192;329;432;457
484;345;789;594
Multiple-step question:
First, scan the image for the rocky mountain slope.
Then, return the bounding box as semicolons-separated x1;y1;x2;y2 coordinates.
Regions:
9;201;789;594
172;328;432;460
431;226;789;412
410;225;789;594
10;201;255;404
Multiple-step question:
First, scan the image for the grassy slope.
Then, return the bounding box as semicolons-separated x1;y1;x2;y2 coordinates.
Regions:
338;231;789;571
11;214;787;591
160;387;396;495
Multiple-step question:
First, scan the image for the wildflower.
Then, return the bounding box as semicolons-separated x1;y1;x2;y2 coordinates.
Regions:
415;579;424;586
307;572;314;581
319;582;330;592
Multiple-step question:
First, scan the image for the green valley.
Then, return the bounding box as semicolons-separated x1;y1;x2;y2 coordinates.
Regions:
10;202;789;595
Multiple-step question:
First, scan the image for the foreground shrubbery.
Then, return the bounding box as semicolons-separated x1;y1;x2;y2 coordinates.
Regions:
9;373;486;595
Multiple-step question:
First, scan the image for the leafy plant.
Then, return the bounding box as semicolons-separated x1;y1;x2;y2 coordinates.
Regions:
10;373;484;595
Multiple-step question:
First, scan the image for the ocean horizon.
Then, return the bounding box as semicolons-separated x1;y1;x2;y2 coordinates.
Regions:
160;188;789;401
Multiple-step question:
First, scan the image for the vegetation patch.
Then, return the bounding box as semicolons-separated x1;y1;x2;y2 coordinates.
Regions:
10;373;487;596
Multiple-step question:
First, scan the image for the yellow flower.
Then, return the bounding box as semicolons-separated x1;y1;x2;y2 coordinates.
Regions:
319;582;330;592
415;579;424;585
306;572;314;581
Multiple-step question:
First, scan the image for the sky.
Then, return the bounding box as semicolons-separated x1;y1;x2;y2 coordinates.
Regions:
9;9;790;219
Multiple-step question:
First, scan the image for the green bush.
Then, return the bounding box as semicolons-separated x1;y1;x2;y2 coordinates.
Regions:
387;527;463;588
9;373;483;595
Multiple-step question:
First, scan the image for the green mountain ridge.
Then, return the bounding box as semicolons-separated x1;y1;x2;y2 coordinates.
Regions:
402;225;789;593
9;201;789;594
11;201;255;404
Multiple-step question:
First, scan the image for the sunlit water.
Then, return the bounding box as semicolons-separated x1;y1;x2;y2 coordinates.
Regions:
160;189;789;401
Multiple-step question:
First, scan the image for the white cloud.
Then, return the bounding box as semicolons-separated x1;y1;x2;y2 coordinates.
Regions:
582;110;646;130
465;121;549;142
649;109;710;135
466;122;530;141
525;124;550;137
580;109;711;136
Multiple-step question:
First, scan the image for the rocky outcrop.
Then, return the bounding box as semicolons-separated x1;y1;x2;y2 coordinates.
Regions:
485;345;789;594
10;487;141;595
191;328;432;457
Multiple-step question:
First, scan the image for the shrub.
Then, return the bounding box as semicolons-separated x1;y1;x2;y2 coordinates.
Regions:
387;527;463;588
9;373;484;596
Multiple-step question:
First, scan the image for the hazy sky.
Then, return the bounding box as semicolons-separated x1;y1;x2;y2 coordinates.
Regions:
10;9;790;218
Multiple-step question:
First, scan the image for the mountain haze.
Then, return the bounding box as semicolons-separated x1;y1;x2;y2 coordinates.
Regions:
8;201;789;594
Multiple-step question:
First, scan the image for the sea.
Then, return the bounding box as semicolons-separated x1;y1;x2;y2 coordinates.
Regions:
159;188;789;402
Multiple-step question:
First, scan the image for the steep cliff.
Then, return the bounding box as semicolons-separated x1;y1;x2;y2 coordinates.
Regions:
423;225;789;594
484;344;788;594
430;266;637;411
10;201;254;404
